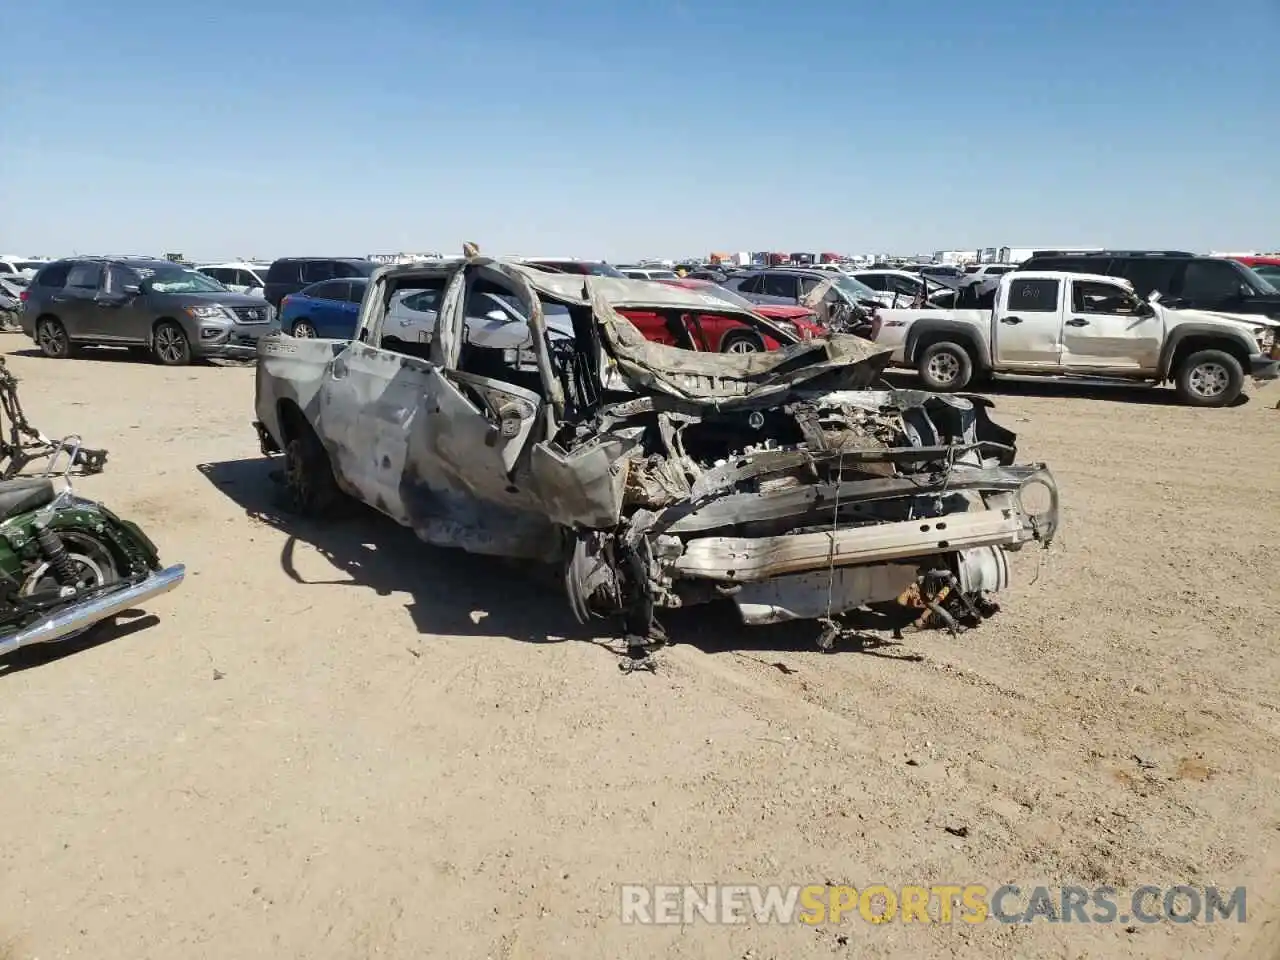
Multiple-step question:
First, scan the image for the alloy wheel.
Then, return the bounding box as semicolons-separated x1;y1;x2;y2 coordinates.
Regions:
38;320;67;356
927;352;961;384
1188;362;1229;399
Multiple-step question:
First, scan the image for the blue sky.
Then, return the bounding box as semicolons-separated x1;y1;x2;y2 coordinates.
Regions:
3;0;1276;260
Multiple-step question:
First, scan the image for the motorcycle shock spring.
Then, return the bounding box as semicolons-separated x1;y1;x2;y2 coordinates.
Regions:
34;523;80;586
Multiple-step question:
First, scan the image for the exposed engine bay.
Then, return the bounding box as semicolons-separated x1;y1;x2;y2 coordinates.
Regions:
561;386;1056;652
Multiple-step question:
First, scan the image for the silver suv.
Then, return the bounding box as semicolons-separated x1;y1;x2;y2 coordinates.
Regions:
21;258;279;364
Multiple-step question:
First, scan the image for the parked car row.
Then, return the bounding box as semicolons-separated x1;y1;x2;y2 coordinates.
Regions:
13;250;1279;408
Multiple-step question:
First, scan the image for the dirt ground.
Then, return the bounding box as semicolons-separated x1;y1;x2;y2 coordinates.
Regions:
0;340;1276;960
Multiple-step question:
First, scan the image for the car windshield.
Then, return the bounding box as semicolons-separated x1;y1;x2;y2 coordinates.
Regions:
146;268;227;294
677;281;760;311
832;275;878;300
1244;265;1279;294
586;262;625;278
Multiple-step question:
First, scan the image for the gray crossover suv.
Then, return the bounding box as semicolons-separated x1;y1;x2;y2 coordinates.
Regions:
21;257;279;364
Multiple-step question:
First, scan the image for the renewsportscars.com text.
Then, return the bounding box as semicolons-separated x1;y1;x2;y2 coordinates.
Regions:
620;883;1247;925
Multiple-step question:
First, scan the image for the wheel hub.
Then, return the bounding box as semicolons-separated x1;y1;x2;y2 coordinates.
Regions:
1189;362;1229;397
928;353;960;383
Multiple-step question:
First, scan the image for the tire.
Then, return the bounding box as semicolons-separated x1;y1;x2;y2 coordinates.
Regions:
152;321;191;366
720;331;764;354
36;317;72;359
290;319;317;338
1174;349;1244;407
917;341;973;391
19;531;123;641
282;415;345;516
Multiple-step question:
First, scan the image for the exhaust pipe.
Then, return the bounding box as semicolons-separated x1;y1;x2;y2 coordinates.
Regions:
0;563;186;657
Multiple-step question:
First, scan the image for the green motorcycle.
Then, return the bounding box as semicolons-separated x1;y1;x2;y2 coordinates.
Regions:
0;440;184;658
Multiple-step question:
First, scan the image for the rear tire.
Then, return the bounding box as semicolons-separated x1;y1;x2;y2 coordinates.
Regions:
282;415;345;516
290;319;317;338
917;341;973;391
36;317;72;359
152;321;191;366
1174;349;1244;407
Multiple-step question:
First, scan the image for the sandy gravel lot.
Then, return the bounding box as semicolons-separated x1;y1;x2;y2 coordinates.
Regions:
0;340;1276;960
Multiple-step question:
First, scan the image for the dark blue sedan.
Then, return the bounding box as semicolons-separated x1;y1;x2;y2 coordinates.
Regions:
279;278;367;338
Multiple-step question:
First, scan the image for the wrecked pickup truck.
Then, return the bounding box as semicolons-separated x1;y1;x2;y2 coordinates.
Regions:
253;256;1059;652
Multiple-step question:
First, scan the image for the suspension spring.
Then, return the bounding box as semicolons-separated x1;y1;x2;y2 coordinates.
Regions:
34;524;79;586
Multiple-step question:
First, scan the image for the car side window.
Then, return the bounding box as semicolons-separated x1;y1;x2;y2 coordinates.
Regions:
1117;260;1178;298
1071;280;1139;314
1007;278;1060;312
763;274;798;299
302;261;336;283
233;270;257;288
267;261;300;284
736;275;763;294
857;275;886;291
345;281;367;304
798;277;822;296
1177;260;1247;301
309;280;346;301
202;268;227;284
35;263;71;288
66;262;103;290
105;265;140;294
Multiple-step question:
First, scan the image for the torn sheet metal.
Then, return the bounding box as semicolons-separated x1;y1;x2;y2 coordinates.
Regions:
254;254;1059;644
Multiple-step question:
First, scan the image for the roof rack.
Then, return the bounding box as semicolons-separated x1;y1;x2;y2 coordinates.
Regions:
1031;249;1194;258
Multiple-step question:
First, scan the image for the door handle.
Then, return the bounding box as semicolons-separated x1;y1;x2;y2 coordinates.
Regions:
1000;316;1023;325
1066;318;1090;327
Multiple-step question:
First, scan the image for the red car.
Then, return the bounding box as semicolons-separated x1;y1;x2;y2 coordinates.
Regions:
1231;255;1280;288
614;278;824;354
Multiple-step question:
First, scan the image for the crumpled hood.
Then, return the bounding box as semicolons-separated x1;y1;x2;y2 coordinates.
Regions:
587;281;893;406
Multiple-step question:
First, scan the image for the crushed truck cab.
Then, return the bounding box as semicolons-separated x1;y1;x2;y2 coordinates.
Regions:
254;255;1059;649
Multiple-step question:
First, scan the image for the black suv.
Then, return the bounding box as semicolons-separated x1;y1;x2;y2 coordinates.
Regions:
263;258;377;309
1017;250;1280;318
21;258;278;365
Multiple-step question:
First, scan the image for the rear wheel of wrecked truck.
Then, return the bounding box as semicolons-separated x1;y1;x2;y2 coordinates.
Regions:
917;341;973;391
282;416;345;516
1174;349;1244;408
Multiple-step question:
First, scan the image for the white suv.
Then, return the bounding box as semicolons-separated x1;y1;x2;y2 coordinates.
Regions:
197;262;271;297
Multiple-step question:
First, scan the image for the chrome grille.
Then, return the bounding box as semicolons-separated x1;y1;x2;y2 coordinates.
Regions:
230;305;270;324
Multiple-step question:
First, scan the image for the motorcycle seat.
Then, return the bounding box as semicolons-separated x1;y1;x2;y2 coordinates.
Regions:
0;477;56;519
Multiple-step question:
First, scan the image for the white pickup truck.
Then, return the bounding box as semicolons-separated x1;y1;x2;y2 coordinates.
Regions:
873;271;1280;407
